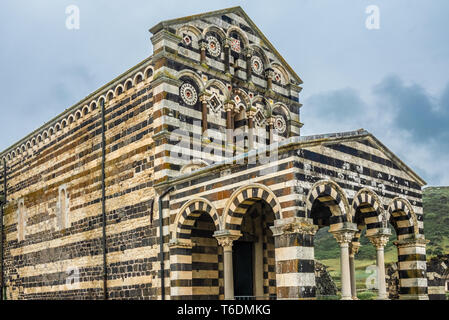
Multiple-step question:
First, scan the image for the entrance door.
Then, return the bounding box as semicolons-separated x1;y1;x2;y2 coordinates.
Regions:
233;241;254;297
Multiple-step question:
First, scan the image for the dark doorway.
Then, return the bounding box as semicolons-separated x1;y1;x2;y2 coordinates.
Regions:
233;241;254;297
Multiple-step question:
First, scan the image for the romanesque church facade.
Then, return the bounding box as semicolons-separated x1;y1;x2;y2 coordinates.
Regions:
0;7;429;300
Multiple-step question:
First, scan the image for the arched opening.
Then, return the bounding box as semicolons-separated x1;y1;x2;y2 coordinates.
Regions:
308;182;352;300
170;199;221;300
350;193;397;300
190;212;221;299
387;198;427;300
232;200;276;300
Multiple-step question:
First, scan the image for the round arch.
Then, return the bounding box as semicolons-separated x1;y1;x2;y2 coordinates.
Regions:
306;180;351;229
223;184;282;232
387;197;419;239
226;26;250;48
173;198;221;241
351;188;385;239
177;70;205;91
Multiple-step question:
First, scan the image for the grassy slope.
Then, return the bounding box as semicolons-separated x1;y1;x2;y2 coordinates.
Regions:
314;186;449;296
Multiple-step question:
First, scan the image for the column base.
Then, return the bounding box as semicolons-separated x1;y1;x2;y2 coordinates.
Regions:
341;296;353;300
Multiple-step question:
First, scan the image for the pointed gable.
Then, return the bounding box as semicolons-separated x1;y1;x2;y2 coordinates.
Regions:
149;6;303;86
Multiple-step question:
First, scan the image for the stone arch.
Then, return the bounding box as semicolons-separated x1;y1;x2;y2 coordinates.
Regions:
174;198;221;241
144;67;154;80
223;184;282;233
272;102;291;120
202;25;226;42
226;26;250;48
180;159;209;174
232;88;251;110
387;197;418;239
75;110;82;121
106;90;115;102
249;44;271;69
82;105;90;116
351;188;385;239
68;114;75;124
272;63;290;85
115;84;124;96
124;78;133;91
306;180;350;230
90;100;98;110
177;24;203;40
205;79;230;100
133;72;144;86
177;70;205;91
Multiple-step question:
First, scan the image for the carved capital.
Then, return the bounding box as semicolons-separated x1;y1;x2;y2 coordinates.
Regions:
214;230;241;250
368;235;390;249
199;92;210;103
169;238;193;249
270;218;318;237
265;68;275;79
224;101;235;112
349;242;361;256
244;47;254;57
332;231;354;245
199;39;208;50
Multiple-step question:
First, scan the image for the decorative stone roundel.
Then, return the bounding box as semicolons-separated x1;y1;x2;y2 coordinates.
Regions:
274;116;287;134
180;83;198;106
206;36;221;57
251;56;264;75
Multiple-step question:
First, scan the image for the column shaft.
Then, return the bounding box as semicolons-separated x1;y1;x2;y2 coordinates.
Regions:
376;247;387;300
340;243;352;300
223;246;234;300
349;255;357;299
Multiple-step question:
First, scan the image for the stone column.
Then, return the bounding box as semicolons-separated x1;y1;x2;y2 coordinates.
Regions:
246;109;256;150
265;68;274;91
394;235;429;300
224;39;231;75
331;224;357;300
214;231;241;300
270;217;319;299
199;93;209;135
349;242;360;300
267;117;275;146
368;228;391;300
199;39;207;65
224;102;234;146
244;48;254;83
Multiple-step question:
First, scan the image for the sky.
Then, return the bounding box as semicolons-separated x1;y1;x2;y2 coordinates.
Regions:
0;0;448;186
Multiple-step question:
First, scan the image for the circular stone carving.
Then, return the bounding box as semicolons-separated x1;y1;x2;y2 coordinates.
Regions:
274;116;287;134
251;56;264;75
206;36;221;57
180;83;198;106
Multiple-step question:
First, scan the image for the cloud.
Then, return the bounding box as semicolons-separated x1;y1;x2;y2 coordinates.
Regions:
302;75;449;186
